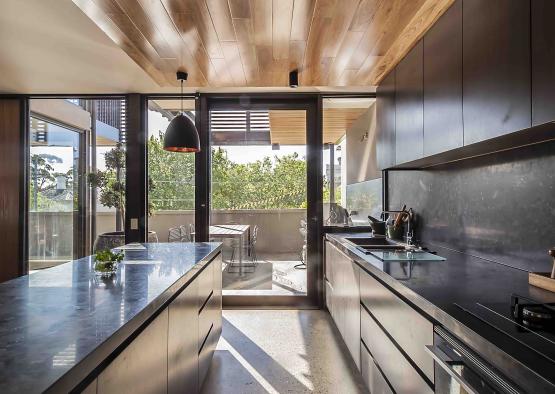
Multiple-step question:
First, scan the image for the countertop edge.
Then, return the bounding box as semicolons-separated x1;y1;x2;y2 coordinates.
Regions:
45;245;222;394
325;234;554;392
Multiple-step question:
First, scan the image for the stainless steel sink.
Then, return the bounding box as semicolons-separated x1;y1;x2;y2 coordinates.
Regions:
344;237;406;250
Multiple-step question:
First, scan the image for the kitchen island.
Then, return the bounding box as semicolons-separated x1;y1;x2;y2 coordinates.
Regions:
0;242;222;394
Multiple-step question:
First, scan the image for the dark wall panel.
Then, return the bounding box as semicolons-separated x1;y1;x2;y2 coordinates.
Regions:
462;0;531;144
423;0;463;156
532;0;555;126
376;71;396;169
388;141;555;272
395;40;423;164
0;98;27;282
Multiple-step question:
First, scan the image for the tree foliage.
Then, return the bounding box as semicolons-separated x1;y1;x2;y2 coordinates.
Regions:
148;134;308;211
88;143;126;227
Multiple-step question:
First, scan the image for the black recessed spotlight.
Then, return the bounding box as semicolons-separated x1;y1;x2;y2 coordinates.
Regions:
289;69;299;88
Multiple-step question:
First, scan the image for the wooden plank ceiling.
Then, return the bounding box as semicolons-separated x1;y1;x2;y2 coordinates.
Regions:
73;0;454;88
269;108;367;145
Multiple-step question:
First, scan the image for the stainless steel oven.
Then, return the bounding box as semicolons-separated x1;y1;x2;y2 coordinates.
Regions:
426;327;522;394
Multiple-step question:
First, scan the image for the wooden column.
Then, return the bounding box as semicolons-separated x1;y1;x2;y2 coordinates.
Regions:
0;97;28;282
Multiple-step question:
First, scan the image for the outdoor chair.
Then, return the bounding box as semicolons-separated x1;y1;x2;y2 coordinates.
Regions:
168;227;182;243
295;220;307;269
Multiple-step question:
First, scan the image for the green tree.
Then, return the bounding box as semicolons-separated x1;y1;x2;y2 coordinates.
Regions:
88;143;126;228
147;134;312;211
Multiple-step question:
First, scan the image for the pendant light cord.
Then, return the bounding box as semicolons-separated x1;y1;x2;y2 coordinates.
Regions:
180;78;183;114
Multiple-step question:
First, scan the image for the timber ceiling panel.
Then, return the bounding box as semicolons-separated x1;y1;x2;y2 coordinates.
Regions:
74;0;454;87
269;107;367;145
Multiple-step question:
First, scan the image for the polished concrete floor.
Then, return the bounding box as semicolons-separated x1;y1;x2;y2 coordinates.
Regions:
201;310;368;394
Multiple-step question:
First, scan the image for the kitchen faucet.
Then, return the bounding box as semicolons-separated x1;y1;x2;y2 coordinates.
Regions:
381;208;414;245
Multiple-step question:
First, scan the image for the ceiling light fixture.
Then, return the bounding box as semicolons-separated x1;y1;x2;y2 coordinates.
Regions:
163;71;200;153
289;69;299;88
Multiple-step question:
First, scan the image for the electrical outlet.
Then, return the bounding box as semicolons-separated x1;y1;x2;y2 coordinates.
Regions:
130;218;139;230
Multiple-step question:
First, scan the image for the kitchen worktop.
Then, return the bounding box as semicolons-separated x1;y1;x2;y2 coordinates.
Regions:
326;233;555;392
0;242;222;394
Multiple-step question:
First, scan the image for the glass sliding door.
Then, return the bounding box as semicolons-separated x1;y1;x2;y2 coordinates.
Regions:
205;96;321;308
27;97;127;271
28;116;83;270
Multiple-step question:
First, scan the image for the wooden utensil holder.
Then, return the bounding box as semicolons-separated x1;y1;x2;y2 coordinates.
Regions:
529;248;555;293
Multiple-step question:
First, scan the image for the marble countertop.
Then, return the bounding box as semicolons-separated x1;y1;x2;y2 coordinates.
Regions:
326;233;555;393
0;242;221;394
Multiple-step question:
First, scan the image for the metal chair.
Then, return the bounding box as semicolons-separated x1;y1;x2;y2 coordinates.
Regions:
295;221;307;269
179;225;191;242
226;222;255;273
189;223;195;241
168;227;182;242
247;225;259;263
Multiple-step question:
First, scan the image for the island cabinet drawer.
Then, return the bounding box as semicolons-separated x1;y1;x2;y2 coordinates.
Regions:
360;342;393;394
197;261;214;310
360;271;434;381
361;306;433;394
98;309;168;394
168;280;199;394
198;322;219;388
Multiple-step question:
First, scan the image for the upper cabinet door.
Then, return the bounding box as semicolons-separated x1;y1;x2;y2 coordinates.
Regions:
532;0;555;126
395;40;424;164
423;0;463;156
376;70;396;169
462;0;531;144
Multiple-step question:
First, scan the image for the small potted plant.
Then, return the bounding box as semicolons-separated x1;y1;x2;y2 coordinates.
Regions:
94;249;124;277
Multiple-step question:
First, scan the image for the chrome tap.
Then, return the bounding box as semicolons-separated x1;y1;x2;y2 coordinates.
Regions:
381;208;414;245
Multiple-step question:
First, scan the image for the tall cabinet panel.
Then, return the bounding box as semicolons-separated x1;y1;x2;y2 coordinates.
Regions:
462;0;531;144
423;0;463;156
395;40;424;164
531;0;555;126
376;70;396;169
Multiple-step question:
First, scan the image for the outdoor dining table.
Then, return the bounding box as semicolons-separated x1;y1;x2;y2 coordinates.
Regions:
207;224;251;274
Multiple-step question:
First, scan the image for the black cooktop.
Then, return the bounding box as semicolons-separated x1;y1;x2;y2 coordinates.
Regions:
456;294;555;365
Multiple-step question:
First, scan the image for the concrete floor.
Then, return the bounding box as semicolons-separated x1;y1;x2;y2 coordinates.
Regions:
201;310;368;394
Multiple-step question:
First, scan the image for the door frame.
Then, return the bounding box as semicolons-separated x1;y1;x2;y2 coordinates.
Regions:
199;93;323;308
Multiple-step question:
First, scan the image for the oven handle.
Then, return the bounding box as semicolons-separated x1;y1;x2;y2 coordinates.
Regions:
426;345;479;394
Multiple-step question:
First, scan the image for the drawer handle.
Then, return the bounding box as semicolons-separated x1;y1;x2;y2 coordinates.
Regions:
199;290;214;314
426;345;479;394
198;323;214;355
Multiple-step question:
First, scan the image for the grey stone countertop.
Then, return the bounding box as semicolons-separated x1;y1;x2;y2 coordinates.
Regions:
0;242;222;394
326;233;555;393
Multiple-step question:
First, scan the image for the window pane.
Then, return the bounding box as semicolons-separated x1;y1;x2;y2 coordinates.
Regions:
147;99;196;243
322;98;382;226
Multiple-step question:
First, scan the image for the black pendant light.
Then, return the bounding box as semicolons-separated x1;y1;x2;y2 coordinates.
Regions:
163;71;200;152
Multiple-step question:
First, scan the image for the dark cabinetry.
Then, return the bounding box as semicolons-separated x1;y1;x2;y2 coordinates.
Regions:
423;0;463;155
376;71;396;169
395;40;424;164
531;0;555;126
462;0;531;144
